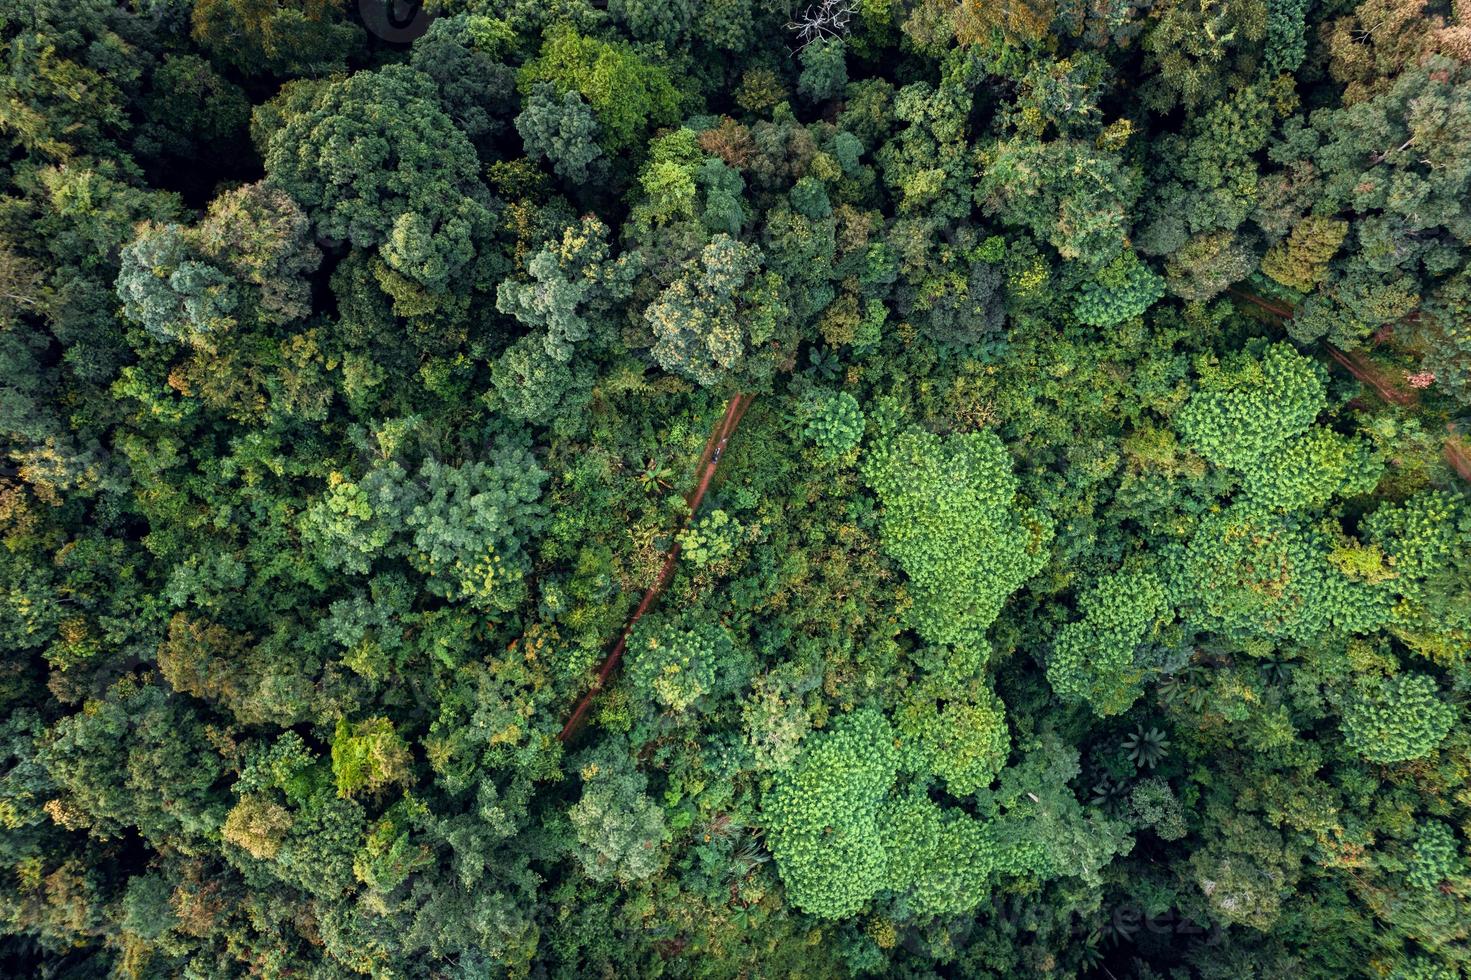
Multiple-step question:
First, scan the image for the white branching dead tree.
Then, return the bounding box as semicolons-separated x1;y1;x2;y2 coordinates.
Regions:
786;0;858;52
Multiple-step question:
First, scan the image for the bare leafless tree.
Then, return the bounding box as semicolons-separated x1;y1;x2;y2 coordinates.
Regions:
786;0;858;53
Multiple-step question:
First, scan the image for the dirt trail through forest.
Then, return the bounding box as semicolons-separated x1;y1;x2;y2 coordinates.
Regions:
558;392;755;742
1230;288;1471;482
560;292;1471;741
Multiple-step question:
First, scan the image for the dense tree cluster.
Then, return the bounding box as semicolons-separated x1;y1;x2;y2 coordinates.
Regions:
2;0;1470;976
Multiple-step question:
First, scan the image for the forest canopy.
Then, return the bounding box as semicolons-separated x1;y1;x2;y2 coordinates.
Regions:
2;0;1471;977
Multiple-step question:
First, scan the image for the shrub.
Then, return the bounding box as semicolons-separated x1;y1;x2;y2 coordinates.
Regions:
1341;673;1455;764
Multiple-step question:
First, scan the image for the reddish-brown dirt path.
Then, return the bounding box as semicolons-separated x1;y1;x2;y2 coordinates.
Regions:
559;392;755;742
1446;428;1471;483
1227;289;1471;486
1227;288;1419;406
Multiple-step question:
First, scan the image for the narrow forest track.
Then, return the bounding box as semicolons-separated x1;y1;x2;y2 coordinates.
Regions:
1228;288;1471;484
1228;289;1417;405
558;392;756;742
558;292;1469;744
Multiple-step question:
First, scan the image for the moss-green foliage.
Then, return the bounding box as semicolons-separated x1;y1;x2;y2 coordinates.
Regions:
765;710;1119;924
1406;821;1463;892
879;790;995;919
1129;777;1188;840
894;677;1010;796
299;463;411;575
116;222;238;347
797;38;848;104
1048;568;1171;716
191;0;359;77
514;83;603;183
116;184;318;350
1260;215;1348;293
405;450;549;613
408;15;517;143
1073;250;1166;326
1175;342;1328;470
518;25;680;152
627;621;729;712
1274;59;1471;350
40;679;222;846
120;874;177;940
627;128;704;231
330;716;413;799
495;215;639;363
1415;270;1471;406
1242;426;1383;512
978;136;1138;267
861;426;1052;655
803;390;866;458
1173;342;1385;511
677;509;742;567
1341;673;1455;764
226;733;367;899
569;749;668;884
1363;491;1471;663
1173;505;1389;642
353;796;432;895
489;334;595;433
9;2;1471;976
257;65;490;293
644;234;789;389
976;737;1135;884
762;710;898;918
1392;956;1461;980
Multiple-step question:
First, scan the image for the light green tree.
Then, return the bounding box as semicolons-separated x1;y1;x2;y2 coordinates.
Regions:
1073;251;1166;327
1048;568;1171;717
1341;673;1455;764
861;426;1052;656
762;709;898;918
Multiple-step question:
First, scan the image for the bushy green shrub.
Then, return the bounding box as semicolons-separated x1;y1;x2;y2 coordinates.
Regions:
627;622;730;712
861;427;1052;656
678;509;741;567
1048;568;1171;716
1406;822;1462;891
1175;342;1327;470
569;751;668;884
798;38;847;103
405;450;549;613
645;235;790;389
1341;673;1455;764
1073;250;1166;326
116;223;238;346
330;717;412;799
1364;491;1471;663
518;25;680;152
804;390;866;457
762;710;897;918
1242;426;1383;511
894;680;1010;796
258;65;490;292
879;791;995;919
514;82;604;182
1129;777;1188;840
1173;505;1390;642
